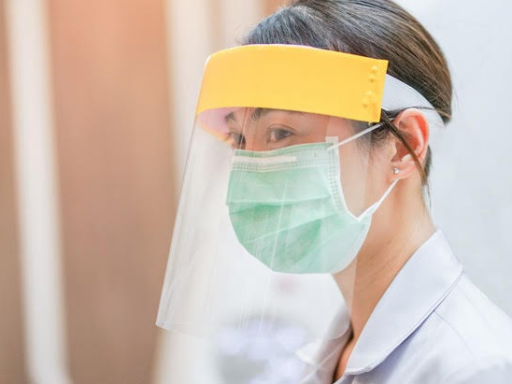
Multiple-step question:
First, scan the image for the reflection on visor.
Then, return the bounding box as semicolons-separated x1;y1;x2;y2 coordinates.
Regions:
200;107;357;152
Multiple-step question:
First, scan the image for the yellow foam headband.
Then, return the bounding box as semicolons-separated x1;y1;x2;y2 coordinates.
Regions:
196;44;389;124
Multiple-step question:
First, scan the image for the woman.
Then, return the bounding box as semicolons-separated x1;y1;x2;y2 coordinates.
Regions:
157;1;512;383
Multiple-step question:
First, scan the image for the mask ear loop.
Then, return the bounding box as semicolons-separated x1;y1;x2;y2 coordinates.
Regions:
356;178;399;221
325;120;399;221
326;122;384;152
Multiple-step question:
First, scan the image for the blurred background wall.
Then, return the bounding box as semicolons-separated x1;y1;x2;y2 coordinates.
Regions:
0;0;510;383
47;0;175;383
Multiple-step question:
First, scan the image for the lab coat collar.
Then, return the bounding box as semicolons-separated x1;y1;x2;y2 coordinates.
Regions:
299;228;464;379
346;228;464;374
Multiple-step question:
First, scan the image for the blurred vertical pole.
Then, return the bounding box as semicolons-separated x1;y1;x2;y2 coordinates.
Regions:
0;3;27;384
4;0;71;383
153;0;216;382
163;0;218;181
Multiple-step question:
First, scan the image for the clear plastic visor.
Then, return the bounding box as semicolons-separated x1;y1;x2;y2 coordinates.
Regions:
157;106;394;348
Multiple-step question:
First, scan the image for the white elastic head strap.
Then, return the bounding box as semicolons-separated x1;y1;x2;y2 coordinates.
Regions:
328;74;445;152
382;74;445;130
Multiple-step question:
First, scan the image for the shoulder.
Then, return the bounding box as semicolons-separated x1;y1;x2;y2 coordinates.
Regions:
433;273;512;357
425;272;512;383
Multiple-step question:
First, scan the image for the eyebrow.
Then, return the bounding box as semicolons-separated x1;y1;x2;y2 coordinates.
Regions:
225;108;304;123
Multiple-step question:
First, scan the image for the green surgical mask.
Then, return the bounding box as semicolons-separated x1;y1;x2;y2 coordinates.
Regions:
226;124;399;274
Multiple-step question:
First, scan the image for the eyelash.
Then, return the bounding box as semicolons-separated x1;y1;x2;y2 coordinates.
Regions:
268;127;293;142
226;126;295;148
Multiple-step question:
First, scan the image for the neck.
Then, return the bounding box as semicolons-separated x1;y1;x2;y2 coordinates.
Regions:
332;184;436;344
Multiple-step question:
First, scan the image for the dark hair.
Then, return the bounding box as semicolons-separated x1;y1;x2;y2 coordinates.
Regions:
242;0;452;192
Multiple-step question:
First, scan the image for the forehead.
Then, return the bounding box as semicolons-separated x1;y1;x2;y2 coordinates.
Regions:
225;108;306;123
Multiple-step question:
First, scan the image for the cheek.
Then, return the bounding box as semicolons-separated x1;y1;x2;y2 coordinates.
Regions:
339;144;391;216
338;143;370;216
363;149;393;211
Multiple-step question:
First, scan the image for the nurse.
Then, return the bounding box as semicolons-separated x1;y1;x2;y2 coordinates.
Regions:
157;0;512;383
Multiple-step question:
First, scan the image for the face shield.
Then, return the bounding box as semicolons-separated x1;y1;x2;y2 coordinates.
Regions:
156;44;445;373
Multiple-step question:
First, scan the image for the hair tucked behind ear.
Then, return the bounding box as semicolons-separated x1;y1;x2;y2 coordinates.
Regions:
242;0;453;194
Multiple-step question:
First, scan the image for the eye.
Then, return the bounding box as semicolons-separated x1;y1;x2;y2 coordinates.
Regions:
268;127;293;143
226;131;246;148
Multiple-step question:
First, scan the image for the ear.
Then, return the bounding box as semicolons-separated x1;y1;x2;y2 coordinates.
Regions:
389;108;430;182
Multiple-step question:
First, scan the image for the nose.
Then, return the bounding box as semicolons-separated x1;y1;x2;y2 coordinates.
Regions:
238;130;268;152
243;138;268;151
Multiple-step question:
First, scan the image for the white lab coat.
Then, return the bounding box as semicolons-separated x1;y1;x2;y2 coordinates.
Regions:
298;228;512;383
